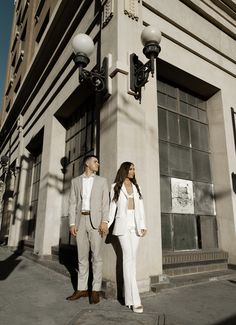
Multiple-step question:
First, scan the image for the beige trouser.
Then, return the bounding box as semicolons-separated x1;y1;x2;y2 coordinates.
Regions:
76;214;104;291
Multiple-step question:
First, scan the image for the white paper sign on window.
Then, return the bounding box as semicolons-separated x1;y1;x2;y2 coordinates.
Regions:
171;178;194;214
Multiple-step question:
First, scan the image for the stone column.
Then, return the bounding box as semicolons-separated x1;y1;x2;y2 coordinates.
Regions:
8;116;27;248
34;116;66;255
99;0;163;295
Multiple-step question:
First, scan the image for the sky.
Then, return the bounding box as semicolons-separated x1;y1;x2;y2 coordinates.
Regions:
0;1;14;111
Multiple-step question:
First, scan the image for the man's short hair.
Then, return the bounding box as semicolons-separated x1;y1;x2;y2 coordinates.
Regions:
83;154;99;166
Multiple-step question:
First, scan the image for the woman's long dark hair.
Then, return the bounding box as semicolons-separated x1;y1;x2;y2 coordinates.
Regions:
112;162;142;202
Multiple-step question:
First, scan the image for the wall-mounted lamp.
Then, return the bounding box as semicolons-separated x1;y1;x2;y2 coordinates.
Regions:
130;25;162;103
0;155;9;183
232;172;236;194
71;33;108;93
0;156;9;170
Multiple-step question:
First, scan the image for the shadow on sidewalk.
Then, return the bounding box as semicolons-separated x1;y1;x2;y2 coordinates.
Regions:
58;243;78;290
105;231;124;305
0;240;24;280
212;315;236;325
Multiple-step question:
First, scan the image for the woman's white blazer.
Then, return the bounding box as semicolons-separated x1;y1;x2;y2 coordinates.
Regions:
108;183;146;236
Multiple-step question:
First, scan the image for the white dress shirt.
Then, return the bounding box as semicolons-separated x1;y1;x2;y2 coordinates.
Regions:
81;173;95;211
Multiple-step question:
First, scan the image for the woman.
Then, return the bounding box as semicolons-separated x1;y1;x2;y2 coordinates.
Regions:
108;162;147;313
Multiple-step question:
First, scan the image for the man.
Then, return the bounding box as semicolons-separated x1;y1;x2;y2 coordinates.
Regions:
66;155;109;304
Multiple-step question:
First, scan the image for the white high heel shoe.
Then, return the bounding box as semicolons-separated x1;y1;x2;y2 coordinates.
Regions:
133;305;143;313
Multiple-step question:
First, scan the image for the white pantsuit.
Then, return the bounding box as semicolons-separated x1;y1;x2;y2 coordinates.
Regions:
108;183;146;306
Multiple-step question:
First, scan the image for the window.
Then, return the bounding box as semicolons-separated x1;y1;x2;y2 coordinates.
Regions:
158;80;217;251
35;0;46;23
65;100;95;179
36;10;49;43
14;77;21;94
6;101;11;112
28;153;42;239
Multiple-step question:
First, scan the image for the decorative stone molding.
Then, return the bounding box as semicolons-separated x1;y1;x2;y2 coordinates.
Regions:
102;0;114;28
124;0;140;21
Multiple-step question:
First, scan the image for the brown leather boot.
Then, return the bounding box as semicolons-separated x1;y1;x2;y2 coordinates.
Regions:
66;290;88;301
90;291;100;304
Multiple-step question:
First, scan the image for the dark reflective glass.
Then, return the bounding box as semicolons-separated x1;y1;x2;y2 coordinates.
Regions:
179;116;190;147
173;214;197;250
194;182;215;215
159;141;169;175
169;144;191;179
160;176;172;213
169;112;179;143
161;213;173;251
158;108;168;140
192;150;211;182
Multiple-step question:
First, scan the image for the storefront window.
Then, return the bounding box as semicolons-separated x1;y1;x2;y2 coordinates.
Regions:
158;80;217;251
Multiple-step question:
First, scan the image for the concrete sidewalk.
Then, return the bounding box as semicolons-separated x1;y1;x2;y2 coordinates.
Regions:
1;246;236;325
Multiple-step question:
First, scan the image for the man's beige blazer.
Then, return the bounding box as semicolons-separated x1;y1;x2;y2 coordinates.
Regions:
68;174;109;229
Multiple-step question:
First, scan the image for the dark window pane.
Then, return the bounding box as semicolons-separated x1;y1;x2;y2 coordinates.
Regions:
180;101;188;115
199;123;209;151
173;214;197;250
74;133;81;158
198;109;207;123
86;123;92;150
70;137;76;161
157;80;166;93
80;111;86;129
168;112;179;144
160;176;172;212
158;92;167;107
161;213;173;251
70;117;76;138
190;120;199;149
179;90;187;101
80;129;86;155
194;182;215;215
167;96;177;110
188;105;198;120
179;116;190;147
187;94;197;106
158;108;167;140
192;150;211;182
87;108;93;123
169;144;191;179
159;141;169;175
198;215;218;249
166;84;177;98
197;99;206;110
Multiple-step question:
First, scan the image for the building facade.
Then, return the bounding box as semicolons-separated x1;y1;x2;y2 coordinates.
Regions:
0;0;236;294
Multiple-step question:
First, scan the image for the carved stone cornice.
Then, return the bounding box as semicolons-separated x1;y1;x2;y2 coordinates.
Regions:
124;0;140;21
102;0;114;28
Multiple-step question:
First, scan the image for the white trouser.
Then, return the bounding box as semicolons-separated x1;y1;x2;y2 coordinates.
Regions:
118;210;141;307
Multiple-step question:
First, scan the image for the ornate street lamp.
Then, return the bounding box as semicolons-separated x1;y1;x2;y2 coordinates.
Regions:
0;155;9;170
71;33;108;93
130;25;162;103
71;25;162;102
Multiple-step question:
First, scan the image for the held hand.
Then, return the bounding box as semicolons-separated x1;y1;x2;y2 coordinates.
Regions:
140;229;147;237
70;225;77;237
99;222;108;236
